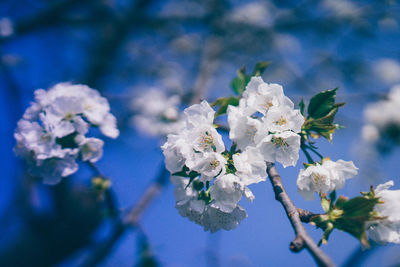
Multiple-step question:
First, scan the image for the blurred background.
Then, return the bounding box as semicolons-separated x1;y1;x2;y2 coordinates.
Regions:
1;0;400;266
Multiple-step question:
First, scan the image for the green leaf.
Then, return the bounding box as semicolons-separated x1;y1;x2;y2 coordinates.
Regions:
299;99;305;116
252;61;271;76
212;96;240;117
231;77;244;95
193;180;204;191
307;88;338;119
231;66;249;95
303;103;345;142
329;190;336;208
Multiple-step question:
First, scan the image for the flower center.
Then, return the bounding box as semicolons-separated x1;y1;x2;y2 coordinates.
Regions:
64;113;74;121
271;137;288;148
265;100;273;108
210;160;220;169
245;125;257;139
311;172;327;190
41;133;52;142
274;117;287;126
199;131;215;151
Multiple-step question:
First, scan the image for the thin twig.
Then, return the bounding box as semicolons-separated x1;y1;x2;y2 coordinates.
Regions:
266;162;335;267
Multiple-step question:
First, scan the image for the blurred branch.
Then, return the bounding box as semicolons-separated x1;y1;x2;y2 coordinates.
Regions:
190;36;222;104
0;50;22;120
266;162;335;267
0;180;103;267
79;165;169;267
83;0;154;88
0;0;95;43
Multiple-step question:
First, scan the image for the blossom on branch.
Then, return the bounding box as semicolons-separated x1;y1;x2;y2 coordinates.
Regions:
162;76;304;232
296;159;358;200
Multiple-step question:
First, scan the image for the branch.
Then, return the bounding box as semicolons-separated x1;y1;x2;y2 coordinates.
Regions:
266;162;335;267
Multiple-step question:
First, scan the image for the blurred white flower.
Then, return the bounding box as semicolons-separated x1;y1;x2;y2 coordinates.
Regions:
367;180;400;244
374;59;400;85
79;137;104;163
227;2;274;27
131;89;184;136
14;83;118;184
361;125;380;143
362;84;400;145
0;18;14;37
297;159;358;200
321;0;361;19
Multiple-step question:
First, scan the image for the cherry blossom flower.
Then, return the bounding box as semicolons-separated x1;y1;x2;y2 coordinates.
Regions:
367;180;400;244
297;159;358;200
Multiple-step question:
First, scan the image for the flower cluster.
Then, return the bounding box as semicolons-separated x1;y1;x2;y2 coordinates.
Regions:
296;158;358;200
228;76;304;167
362;84;400;144
14;83;119;184
162;76;304;232
367;180;400;244
131;89;184;136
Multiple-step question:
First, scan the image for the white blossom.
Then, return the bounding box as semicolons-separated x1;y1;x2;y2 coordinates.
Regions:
30;156;79;185
161;134;190;174
186;152;227;182
14;83;118;183
242;77;294;115
257;131;301;167
262;105;304;133
202;205;247;233
162;79;302;232
171;176;247;233
297;159;358;200
233;147;267;185
189;124;225;154
368;180;400;244
182;100;215;129
227;105;262;150
34;83;118;137
79;137;104;163
210;174;244;213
